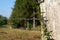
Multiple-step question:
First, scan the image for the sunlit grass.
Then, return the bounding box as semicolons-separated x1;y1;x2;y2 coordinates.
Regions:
0;28;41;40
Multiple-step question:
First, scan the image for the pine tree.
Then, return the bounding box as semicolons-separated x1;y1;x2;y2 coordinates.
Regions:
9;0;40;29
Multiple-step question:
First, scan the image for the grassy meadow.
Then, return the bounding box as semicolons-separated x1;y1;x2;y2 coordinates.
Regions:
0;28;41;40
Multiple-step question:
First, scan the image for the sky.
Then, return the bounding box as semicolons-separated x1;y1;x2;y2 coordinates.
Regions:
0;0;16;18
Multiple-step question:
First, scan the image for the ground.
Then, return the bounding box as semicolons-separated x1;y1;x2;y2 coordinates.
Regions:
0;28;41;40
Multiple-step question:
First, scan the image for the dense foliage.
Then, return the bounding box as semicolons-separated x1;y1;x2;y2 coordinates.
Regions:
0;15;7;27
9;0;40;28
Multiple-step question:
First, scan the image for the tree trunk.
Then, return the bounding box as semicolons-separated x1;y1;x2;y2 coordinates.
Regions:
24;20;27;29
26;21;29;30
33;16;35;29
40;0;60;40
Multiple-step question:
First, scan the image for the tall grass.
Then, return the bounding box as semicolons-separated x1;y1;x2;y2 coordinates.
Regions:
0;28;41;40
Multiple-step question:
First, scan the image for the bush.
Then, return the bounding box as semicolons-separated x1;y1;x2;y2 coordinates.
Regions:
0;15;7;27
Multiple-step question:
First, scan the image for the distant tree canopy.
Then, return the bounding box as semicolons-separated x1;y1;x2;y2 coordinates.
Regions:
9;0;41;28
0;15;7;27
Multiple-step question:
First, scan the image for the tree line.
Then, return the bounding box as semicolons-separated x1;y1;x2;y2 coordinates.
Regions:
0;0;42;29
0;15;7;27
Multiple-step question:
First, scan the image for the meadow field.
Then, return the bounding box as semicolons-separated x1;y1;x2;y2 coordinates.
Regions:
0;28;41;40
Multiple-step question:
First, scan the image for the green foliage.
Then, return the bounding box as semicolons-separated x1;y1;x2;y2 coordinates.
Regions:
29;22;33;30
9;0;40;28
0;15;7;27
43;28;52;40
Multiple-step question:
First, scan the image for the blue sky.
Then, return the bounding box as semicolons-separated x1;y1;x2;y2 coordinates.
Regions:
0;0;16;18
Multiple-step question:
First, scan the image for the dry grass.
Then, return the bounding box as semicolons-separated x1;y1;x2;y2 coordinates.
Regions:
0;28;41;40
